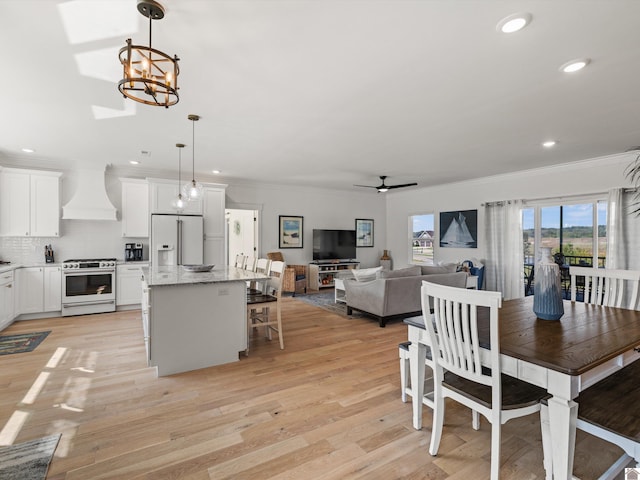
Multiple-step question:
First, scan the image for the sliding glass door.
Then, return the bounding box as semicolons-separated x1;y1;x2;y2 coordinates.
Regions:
522;198;607;296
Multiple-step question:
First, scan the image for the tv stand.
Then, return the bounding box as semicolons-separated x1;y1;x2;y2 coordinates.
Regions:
308;261;359;290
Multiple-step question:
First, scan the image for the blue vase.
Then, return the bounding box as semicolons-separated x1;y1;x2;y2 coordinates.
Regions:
533;247;564;321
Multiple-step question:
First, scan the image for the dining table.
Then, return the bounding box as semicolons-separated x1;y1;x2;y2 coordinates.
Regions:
405;295;640;480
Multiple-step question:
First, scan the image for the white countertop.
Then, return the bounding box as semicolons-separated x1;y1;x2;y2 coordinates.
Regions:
0;259;150;274
0;262;62;274
142;265;268;287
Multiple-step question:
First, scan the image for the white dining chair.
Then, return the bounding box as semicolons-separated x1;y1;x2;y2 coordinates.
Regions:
569;267;640;310
540;358;640;480
244;256;256;272
234;254;247;269
247;260;285;350
399;326;480;430
421;281;550;480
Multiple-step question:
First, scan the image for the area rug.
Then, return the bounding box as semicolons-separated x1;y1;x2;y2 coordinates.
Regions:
291;291;364;318
0;434;61;480
0;331;51;356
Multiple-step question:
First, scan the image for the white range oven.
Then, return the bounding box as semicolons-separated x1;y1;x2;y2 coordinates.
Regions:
62;258;117;316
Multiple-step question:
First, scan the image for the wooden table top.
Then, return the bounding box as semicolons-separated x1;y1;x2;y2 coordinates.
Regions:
488;296;640;376
407;296;640;376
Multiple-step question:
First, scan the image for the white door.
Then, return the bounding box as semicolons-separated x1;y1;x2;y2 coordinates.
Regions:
226;209;258;265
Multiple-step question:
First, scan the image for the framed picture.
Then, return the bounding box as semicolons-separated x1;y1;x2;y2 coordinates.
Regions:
279;215;303;248
439;209;477;248
355;219;374;247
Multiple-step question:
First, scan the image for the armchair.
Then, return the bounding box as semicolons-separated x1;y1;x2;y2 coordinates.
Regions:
266;252;307;296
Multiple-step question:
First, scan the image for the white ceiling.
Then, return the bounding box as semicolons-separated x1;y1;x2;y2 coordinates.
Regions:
2;0;640;191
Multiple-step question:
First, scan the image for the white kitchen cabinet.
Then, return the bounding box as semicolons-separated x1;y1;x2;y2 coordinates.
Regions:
149;179;202;215
202;184;227;265
43;266;62;312
141;277;150;362
16;266;61;315
0;270;15;331
0;168;61;237
121;179;149;237
204;237;225;268
117;263;148;306
17;267;45;314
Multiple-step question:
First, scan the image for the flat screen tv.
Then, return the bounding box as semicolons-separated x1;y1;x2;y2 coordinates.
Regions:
313;229;356;261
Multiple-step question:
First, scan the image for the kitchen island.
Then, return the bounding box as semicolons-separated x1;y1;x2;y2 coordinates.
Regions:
141;265;268;376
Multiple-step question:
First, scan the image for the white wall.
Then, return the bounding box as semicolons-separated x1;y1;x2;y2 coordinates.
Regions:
385;153;638;269
226;183;386;268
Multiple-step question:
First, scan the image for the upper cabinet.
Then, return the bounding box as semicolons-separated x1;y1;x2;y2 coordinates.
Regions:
149;179;202;215
0;168;61;237
202;183;227;265
121;178;149;237
203;185;226;237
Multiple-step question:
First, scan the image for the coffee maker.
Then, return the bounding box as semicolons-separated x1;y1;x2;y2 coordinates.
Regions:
125;243;144;262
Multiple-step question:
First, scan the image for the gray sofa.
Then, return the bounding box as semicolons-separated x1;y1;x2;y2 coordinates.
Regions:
343;265;469;327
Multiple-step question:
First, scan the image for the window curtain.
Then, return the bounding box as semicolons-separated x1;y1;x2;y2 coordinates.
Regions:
605;188;626;269
606;187;640;271
484;200;524;299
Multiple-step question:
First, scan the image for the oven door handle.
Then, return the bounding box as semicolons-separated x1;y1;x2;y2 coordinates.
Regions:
62;299;115;307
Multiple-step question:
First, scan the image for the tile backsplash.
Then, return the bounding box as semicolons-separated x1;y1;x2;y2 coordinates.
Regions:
0;220;147;264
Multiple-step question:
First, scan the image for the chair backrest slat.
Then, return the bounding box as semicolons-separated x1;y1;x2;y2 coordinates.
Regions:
570;267;640;310
422;282;502;389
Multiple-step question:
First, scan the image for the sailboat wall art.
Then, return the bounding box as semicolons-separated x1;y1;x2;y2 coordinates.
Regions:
439;210;478;248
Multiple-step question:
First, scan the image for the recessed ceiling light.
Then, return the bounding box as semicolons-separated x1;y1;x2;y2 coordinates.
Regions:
542;140;557;148
21;147;35;153
560;58;590;73
130;160;140;165
212;169;221;174
496;13;532;34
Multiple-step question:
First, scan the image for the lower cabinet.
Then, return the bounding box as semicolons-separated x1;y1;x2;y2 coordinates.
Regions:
0;270;15;331
44;266;62;312
16;266;61;316
117;263;148;306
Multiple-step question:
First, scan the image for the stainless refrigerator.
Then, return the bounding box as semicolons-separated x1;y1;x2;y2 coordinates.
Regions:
151;214;204;266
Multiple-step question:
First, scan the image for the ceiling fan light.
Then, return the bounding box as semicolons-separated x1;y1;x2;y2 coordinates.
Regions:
378;187;389;193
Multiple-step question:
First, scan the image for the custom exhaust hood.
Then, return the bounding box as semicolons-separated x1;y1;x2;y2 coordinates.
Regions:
62;167;117;221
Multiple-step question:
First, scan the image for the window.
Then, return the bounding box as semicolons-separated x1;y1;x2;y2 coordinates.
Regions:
522;197;607;296
410;213;434;265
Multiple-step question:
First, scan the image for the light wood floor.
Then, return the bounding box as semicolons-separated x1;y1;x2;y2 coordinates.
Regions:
0;297;628;479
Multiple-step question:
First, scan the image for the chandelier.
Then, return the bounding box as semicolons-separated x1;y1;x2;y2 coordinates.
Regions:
118;0;179;108
183;114;203;201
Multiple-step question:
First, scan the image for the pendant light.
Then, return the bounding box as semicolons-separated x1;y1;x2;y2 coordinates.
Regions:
172;143;186;211
183;114;203;201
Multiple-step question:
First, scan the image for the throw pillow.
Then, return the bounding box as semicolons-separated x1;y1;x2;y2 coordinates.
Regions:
420;263;457;275
352;266;383;282
378;265;422;279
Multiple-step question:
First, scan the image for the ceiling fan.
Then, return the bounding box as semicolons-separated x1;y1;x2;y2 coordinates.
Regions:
354;175;417;193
